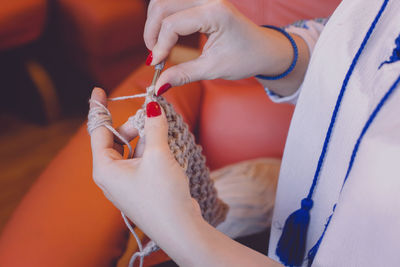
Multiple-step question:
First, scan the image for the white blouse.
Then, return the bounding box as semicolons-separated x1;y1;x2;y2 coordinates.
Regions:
267;0;400;266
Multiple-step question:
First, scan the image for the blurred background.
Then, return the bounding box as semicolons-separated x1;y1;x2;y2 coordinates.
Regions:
0;0;198;232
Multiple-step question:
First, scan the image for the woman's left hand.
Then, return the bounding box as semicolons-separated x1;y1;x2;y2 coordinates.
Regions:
89;88;282;266
89;88;201;242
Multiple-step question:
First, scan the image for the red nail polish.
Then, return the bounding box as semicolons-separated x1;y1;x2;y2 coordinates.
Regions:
146;101;161;117
156;83;172;96
146;51;153;66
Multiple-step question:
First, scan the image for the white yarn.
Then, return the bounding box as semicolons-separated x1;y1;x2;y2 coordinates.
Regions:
122;213;144;267
108;93;148;101
87;99;134;158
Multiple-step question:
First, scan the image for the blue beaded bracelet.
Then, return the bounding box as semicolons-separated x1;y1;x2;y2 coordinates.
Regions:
255;25;299;80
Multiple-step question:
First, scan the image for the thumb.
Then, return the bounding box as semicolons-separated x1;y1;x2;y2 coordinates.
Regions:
143;101;170;153
154;56;210;96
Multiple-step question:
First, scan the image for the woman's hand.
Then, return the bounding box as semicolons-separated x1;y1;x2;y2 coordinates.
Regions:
89;88;201;243
89;88;282;266
145;0;296;95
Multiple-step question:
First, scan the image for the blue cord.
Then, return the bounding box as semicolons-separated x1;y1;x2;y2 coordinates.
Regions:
308;73;400;265
255;25;299;80
307;0;389;200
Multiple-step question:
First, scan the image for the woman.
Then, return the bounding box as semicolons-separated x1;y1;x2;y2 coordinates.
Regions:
89;0;400;266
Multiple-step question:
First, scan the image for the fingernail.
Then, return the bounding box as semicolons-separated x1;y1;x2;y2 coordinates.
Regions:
156;83;172;96
146;51;153;66
146;101;161;117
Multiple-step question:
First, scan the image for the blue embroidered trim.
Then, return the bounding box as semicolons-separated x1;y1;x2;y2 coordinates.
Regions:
379;33;400;69
292;19;310;29
307;73;400;266
273;0;389;266
256;25;298;80
265;87;281;98
304;1;390;265
307;0;388;204
314;17;330;26
290;17;330;29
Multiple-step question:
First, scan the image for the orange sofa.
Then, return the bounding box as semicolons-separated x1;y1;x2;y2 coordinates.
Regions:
0;0;341;266
54;0;197;90
0;0;47;51
55;0;148;89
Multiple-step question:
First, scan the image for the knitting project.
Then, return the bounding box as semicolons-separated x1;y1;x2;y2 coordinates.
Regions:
87;86;228;267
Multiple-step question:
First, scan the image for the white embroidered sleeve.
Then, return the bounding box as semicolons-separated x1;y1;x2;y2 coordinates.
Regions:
265;18;328;105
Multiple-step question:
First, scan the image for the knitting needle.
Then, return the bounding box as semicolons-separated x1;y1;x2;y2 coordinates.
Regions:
151;61;165;88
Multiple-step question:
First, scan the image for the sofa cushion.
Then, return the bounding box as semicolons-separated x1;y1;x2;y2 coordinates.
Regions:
0;0;47;50
230;0;341;26
56;0;147;88
57;0;146;59
199;78;294;170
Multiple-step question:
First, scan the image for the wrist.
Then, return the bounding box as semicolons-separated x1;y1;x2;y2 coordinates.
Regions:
153;209;209;266
256;26;296;78
256;28;310;97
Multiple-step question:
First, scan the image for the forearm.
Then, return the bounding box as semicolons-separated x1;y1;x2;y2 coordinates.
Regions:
255;28;310;97
153;212;282;267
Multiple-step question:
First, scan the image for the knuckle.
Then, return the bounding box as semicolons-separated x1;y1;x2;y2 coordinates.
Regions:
174;66;192;85
210;0;232;18
161;17;175;33
150;0;167;18
211;0;228;10
143;29;157;50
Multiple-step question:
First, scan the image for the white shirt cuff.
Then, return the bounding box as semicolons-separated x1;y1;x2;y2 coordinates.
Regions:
264;86;301;105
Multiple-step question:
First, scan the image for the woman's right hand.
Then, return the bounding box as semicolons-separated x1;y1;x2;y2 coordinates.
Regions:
145;0;295;95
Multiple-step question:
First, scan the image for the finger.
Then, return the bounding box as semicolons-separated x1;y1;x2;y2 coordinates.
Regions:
89;87;115;156
133;137;146;158
143;101;170;153
151;5;213;65
144;0;202;50
155;56;211;95
115;119;139;145
114;119;139;157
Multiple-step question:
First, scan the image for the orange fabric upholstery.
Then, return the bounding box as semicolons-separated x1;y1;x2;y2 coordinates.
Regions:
56;0;147;88
0;64;203;267
199;79;294;170
0;1;341;266
0;0;47;50
231;0;339;26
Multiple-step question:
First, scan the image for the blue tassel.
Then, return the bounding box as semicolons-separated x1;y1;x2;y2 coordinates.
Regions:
276;198;313;266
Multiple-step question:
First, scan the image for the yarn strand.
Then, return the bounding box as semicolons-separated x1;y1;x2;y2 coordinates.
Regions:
109;93;148;101
87;99;134;158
